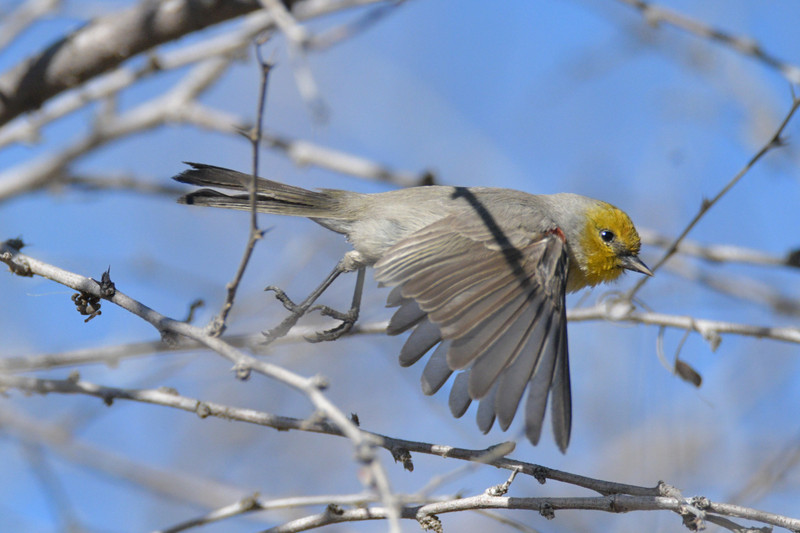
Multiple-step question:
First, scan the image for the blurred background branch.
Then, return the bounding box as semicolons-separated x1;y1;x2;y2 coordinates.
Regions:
2;0;800;531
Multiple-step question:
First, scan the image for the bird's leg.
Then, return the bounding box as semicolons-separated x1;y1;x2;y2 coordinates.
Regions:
306;266;365;343
262;251;365;344
263;264;345;344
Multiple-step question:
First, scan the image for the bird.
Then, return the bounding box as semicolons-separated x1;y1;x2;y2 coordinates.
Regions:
174;162;652;451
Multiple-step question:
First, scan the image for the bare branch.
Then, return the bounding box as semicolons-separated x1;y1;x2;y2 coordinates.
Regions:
0;9;275;149
639;228;795;269
0;0;273;127
628;96;800;298
0;321;388;374
0;241;396;508
207;50;275;336
0;407;249;508
664;257;800;317
261;0;311;46
260;493;800;532
615;0;800;85
570;302;800;347
0;55;234;201
8;373;799;530
157;492;391;533
0;0;61;50
0;370;656;498
178;102;427;186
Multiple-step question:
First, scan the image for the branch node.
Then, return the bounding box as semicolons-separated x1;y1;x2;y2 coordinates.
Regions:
538;501;555;520
94;267;116;298
532;466;548;485
696;322;722;351
207;315;227;337
680;510;705;531
658;480;684;498
390;446;413;472
325;503;344;516
234;363;252;381
195;401;212;419
310;374;329;390
486;467;521;496
240;493;261;511
72;291;102;322
160;329;180;347
785;248;800;268
771;134;787;148
690;496;712;511
5;237;25;251
679;498;707;531
417;513;443;533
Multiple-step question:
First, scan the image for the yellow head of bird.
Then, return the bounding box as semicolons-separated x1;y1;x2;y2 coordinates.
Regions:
571;201;650;290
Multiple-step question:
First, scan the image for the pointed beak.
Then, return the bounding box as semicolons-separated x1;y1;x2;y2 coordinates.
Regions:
621;255;653;277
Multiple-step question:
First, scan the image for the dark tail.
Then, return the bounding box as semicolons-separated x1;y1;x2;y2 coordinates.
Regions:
174;163;341;217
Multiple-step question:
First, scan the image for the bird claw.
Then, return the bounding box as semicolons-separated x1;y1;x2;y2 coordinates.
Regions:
262;289;359;344
304;304;359;343
263;265;363;344
263;287;309;344
265;285;302;313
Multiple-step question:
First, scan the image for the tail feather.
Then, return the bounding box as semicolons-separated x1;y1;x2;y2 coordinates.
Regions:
174;163;340;217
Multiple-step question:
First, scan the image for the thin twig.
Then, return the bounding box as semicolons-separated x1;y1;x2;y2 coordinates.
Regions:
0;407;249;509
259;0;328;120
627;96;800;299
4;373;799;531
0;371;656;498
616;0;800;85
157;492;398;533
0;0;60;50
0;321;389;374
0;56;235;201
259;493;800;533
0;242;393;507
208;48;275;336
0;10;274;150
570;303;800;348
0;0;265;127
639;228;797;269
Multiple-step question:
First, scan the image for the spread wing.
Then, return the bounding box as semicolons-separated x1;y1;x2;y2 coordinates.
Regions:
374;213;572;451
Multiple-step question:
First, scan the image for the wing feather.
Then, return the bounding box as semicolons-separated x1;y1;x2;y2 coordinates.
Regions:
492;300;552;430
420;341;453;395
522;311;562;445
466;292;546;399
476;384;498;434
403;253;506;306
549;313;571;452
448;371;472;418
397;318;441;367
444;289;532;371
375;210;572;448
386;298;426;335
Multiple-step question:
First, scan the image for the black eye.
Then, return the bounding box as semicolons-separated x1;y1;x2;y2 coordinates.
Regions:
600;230;615;243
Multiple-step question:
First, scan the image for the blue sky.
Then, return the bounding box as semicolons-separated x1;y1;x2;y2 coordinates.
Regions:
1;1;800;531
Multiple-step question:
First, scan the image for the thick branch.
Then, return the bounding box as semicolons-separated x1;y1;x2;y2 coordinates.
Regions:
0;0;277;126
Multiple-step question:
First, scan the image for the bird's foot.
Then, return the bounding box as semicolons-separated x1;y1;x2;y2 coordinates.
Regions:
304;304;360;342
263;286;310;344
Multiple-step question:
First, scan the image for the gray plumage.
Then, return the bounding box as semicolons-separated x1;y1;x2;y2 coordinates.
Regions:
174;162;651;452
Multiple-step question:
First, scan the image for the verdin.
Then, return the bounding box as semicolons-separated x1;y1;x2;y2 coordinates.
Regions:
175;163;652;452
